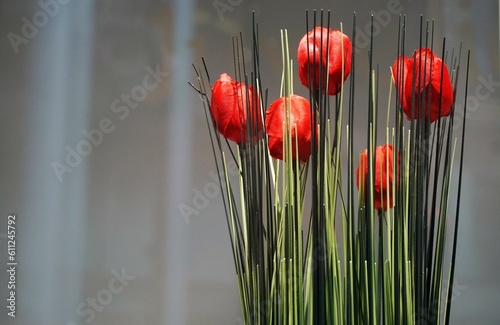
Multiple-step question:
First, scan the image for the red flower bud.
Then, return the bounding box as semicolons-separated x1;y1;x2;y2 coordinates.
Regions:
265;95;312;162
297;27;352;95
356;144;396;211
392;48;454;123
210;73;263;144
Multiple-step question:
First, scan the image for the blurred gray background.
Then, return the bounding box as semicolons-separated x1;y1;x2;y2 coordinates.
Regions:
0;0;498;324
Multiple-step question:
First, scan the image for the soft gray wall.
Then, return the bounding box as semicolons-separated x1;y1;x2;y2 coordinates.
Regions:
0;0;498;324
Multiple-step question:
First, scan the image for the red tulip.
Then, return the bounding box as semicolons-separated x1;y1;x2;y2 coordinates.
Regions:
210;73;263;144
265;95;312;162
297;27;352;95
356;144;396;211
392;48;454;123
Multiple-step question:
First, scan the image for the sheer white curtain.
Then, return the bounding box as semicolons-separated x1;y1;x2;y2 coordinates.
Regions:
164;0;195;323
15;1;94;324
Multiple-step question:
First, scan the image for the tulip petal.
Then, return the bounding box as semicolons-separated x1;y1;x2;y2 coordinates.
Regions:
265;95;312;162
210;73;263;144
392;48;454;123
298;27;352;95
356;144;396;211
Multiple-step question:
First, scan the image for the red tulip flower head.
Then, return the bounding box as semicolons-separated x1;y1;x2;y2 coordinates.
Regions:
265;95;312;162
392;48;454;123
356;144;396;211
298;27;352;95
210;73;263;144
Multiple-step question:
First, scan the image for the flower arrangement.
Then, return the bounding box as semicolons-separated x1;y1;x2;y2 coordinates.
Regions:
190;11;469;325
